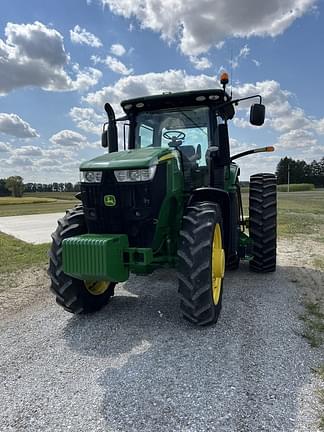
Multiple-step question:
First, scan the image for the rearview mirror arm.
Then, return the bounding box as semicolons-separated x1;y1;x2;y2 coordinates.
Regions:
216;94;263;113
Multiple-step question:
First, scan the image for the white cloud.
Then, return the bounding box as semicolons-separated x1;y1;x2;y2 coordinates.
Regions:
15;145;43;156
230;44;250;69
276;129;317;149
189;56;212;70
83;70;217;111
0;142;11;153
70;25;102;48
110;43;126;56
0;113;39;138
252;59;261;67
0;21;101;95
50;130;87;148
72;65;102;91
92;55;133;75
100;0;315;55
69;107;104;134
8;155;34;166
313;118;324;135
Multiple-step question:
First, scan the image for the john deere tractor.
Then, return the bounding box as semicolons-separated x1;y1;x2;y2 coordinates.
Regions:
48;73;277;326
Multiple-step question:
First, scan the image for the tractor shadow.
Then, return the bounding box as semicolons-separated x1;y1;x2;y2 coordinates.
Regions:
63;264;323;432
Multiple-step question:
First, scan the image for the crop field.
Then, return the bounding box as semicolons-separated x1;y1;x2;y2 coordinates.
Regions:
0;192;78;217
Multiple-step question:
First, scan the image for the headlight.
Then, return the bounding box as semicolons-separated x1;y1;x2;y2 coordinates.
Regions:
114;166;156;182
80;171;102;183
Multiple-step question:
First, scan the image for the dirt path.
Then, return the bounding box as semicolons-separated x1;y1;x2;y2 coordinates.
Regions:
0;240;323;432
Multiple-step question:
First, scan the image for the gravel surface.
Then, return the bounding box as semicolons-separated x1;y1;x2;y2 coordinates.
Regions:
0;245;323;431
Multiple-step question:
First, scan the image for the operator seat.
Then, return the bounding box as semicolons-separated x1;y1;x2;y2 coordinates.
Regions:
178;144;202;190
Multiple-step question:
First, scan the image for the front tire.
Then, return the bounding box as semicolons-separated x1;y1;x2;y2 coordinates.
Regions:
249;173;277;272
48;206;115;313
177;202;225;326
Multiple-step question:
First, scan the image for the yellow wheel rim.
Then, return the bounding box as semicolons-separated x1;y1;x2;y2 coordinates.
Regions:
84;281;110;296
211;224;225;305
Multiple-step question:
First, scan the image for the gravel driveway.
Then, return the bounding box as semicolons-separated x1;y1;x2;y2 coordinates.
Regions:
0;251;323;431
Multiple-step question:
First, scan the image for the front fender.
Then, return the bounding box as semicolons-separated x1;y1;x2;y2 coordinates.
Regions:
188;187;230;257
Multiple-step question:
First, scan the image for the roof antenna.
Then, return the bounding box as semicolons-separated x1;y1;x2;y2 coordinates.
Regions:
230;46;233;98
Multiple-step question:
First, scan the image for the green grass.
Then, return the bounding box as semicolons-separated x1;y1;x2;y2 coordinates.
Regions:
300;302;324;348
242;190;324;238
277;183;315;192
25;191;77;200
0;197;57;205
313;257;324;271
0;199;77;216
313;365;324;380
318;388;324;430
0;232;50;274
312;365;324;430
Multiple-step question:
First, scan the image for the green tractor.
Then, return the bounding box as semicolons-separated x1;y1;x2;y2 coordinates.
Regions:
48;73;277;326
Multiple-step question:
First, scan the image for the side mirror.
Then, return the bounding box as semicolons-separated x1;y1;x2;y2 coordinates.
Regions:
250;103;265;126
101;122;108;148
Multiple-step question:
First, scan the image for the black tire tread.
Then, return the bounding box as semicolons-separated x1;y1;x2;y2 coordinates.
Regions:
177;202;224;326
48;205;115;314
249;173;277;273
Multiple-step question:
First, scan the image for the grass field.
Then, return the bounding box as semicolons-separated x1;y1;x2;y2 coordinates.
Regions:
0;232;49;273
0;192;77;217
0;197;57;205
24;192;77;200
241;190;324;239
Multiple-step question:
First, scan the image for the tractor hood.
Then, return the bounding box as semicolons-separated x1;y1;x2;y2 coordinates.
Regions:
80;147;173;170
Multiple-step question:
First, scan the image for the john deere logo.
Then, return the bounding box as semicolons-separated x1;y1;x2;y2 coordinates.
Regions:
104;195;116;207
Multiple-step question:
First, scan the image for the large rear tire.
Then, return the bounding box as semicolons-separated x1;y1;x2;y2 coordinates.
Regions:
177;202;225;326
48;206;115;313
249;173;277;273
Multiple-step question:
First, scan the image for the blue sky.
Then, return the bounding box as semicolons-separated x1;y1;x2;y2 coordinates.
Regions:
0;0;323;182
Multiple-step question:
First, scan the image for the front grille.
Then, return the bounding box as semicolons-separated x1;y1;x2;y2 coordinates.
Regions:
81;164;167;247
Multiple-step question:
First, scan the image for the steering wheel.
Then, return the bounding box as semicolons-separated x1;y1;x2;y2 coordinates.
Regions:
163;130;185;147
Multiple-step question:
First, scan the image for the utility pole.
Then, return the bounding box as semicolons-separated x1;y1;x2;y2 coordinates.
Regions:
287;162;290;192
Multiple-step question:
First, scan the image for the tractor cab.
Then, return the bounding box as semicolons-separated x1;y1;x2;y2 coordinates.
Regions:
118;89;236;192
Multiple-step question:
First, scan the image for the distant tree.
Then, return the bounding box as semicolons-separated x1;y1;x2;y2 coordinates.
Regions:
65;182;74;192
52;182;59;192
5;176;24;197
276;157;291;184
0;178;10;196
74;182;81;192
24;183;34;193
276;156;324;187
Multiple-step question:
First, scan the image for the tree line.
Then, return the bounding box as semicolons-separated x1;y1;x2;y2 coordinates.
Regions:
276;156;324;187
0;176;80;197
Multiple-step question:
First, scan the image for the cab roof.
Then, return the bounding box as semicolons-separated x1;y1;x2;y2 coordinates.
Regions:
121;88;235;119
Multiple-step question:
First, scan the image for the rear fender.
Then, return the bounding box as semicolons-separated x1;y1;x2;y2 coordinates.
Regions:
188;187;230;257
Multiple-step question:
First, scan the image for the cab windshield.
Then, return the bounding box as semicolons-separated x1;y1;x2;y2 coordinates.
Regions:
134;106;210;166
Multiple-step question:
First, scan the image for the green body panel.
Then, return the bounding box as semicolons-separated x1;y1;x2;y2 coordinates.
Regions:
80;147;172;170
63;234;156;282
151;155;184;255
